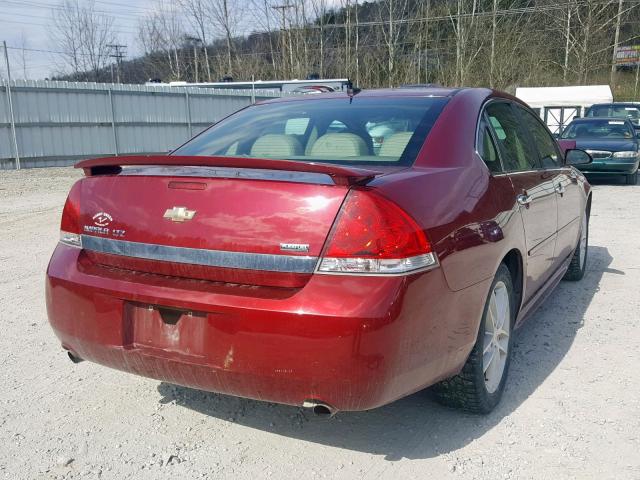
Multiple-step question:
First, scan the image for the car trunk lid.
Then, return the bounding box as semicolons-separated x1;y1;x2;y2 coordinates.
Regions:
75;156;388;288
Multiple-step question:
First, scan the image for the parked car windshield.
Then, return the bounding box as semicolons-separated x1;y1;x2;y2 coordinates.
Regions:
173;96;449;166
560;119;635;139
586;104;640;125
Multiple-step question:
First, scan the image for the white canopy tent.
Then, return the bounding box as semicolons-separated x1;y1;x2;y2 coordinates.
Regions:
515;85;613;134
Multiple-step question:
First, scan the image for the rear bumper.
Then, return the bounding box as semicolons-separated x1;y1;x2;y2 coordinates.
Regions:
46;244;485;411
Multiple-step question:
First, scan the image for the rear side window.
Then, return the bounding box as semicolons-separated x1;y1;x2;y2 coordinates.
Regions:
486;102;539;172
516;105;561;168
477;114;502;173
173;97;449;167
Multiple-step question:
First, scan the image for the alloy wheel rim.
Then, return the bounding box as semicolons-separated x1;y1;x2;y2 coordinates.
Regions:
483;281;510;394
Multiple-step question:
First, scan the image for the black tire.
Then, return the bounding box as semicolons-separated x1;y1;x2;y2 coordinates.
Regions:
626;170;638;185
432;264;515;414
563;210;588;281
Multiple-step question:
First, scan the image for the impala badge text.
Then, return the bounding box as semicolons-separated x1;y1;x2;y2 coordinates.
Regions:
280;243;310;253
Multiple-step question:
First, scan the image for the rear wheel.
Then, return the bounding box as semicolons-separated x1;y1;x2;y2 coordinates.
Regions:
563;210;588;281
626;170;638;185
432;264;514;414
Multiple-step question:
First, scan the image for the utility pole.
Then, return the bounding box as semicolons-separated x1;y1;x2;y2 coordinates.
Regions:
194;43;198;83
107;44;126;83
185;37;202;83
271;4;293;78
2;41;20;170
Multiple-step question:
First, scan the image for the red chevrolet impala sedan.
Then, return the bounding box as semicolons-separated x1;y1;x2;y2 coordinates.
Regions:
46;87;592;415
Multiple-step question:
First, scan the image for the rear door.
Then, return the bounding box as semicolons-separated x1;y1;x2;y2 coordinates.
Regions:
485;102;558;301
515;104;581;268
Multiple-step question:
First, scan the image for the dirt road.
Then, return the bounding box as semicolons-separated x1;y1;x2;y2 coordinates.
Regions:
1;167;638;480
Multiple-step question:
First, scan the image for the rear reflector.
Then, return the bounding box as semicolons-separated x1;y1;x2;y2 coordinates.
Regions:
60;231;82;248
318;189;437;274
318;253;436;274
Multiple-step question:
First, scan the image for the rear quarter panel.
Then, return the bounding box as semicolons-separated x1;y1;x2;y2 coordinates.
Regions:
370;89;527;294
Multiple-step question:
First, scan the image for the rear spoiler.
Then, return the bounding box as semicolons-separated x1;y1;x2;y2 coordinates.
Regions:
76;155;380;186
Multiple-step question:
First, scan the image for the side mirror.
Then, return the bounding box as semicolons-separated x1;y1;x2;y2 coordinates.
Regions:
565;149;592;166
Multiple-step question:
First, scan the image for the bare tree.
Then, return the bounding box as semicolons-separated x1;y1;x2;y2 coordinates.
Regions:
309;0;330;77
448;0;483;86
208;0;240;75
248;0;280;77
50;0;116;81
180;0;213;81
138;1;186;80
379;0;410;86
611;0;624;85
573;0;618;83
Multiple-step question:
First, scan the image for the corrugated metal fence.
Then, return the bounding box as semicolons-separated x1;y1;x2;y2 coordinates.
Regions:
0;80;287;169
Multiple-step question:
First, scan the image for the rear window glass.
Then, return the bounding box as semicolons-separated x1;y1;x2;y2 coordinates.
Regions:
173;97;449;166
561;119;634;139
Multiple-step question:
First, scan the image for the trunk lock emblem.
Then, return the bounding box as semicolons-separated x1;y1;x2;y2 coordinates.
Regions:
163;206;196;222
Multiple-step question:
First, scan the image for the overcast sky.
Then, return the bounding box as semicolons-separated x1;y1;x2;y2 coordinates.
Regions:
2;0;157;80
1;0;341;81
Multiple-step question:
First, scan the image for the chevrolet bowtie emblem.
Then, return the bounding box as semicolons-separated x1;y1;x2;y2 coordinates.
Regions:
163;206;196;222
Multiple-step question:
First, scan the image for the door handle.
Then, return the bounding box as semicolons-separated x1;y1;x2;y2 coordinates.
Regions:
517;194;532;207
555;183;566;195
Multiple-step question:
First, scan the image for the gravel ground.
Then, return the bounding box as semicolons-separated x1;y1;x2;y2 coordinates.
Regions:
1;167;639;480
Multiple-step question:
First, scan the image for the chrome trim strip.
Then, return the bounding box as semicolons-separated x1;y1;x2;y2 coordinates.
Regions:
120;166;335;185
527;231;557;257
81;235;318;273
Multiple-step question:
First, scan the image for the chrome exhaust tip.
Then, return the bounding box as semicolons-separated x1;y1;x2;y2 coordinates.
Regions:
302;400;337;417
67;351;84;364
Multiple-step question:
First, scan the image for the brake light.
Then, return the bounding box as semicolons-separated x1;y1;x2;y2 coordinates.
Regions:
318;190;437;274
60;181;82;248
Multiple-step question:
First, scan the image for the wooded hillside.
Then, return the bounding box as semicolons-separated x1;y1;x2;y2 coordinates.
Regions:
51;0;640;98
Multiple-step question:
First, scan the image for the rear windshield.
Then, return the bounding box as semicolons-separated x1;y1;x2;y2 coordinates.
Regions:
560;119;635;139
173;96;449;166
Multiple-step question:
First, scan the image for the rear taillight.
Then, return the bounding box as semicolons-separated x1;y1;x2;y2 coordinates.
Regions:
318;190;437;274
60;181;82;248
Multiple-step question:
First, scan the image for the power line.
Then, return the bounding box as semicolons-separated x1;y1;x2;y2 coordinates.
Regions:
3;0;197;24
3;0;150;21
0;16;139;36
1;10;140;30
